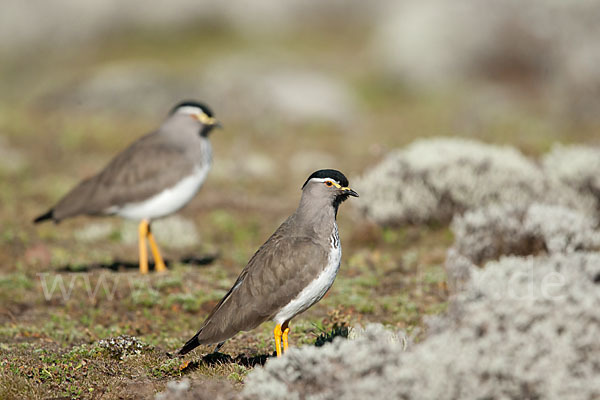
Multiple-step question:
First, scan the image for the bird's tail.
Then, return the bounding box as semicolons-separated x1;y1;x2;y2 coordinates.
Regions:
178;331;202;356
33;209;54;224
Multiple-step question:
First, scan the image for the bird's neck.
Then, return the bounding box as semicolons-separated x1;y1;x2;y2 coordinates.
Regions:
293;197;338;240
197;136;212;165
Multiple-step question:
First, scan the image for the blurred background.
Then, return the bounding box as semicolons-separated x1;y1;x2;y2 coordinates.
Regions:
2;0;599;239
2;0;600;186
1;0;600;396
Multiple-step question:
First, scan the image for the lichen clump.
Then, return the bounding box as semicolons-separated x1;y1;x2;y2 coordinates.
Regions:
356;138;597;225
96;335;150;360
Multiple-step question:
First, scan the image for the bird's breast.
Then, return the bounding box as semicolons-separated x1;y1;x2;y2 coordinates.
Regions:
273;225;342;325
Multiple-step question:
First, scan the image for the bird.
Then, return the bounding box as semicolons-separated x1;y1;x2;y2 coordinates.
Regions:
33;100;221;274
177;169;358;357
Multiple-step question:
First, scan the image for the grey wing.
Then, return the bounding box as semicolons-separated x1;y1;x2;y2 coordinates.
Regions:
195;236;329;344
51;133;196;220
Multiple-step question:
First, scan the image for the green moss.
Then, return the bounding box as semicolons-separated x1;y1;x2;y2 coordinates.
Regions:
0;272;33;290
131;288;161;307
151;358;184;378
423;265;446;284
155;275;183;290
166;292;203;312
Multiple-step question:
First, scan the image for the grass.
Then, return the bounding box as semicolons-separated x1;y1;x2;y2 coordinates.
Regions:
1;18;599;400
0;209;452;398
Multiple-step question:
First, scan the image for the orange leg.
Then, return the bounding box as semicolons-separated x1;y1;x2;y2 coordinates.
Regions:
282;320;290;353
138;220;149;274
147;224;167;272
274;324;283;357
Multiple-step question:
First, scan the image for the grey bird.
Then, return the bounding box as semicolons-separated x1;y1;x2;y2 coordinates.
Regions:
177;169;358;357
33;100;221;274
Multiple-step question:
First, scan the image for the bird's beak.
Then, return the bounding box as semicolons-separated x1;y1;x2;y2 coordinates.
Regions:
340;186;359;197
196;113;223;128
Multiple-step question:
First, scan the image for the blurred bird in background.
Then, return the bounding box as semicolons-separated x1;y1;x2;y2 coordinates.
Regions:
34;101;221;274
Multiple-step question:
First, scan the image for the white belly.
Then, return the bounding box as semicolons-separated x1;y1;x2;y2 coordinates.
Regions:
114;164;210;220
274;227;342;325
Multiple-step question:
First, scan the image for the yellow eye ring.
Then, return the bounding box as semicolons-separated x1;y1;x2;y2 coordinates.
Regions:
325;181;333;187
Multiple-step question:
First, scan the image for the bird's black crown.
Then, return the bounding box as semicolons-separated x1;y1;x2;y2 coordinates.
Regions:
170;100;214;117
302;169;349;189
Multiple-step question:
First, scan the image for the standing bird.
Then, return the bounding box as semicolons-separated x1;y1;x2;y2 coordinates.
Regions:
177;169;358;357
33;101;221;274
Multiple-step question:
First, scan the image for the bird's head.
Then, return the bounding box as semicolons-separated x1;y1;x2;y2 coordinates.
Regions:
301;169;358;213
170;100;222;136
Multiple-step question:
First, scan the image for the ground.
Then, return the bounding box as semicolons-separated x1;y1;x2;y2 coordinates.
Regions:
0;24;597;399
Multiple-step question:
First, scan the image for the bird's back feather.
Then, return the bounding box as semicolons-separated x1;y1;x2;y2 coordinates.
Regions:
43;132;205;221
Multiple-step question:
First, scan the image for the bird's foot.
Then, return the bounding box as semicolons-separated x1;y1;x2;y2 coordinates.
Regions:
274;324;283;357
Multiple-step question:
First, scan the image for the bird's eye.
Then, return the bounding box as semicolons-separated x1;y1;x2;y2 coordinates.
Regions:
325;181;333;187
